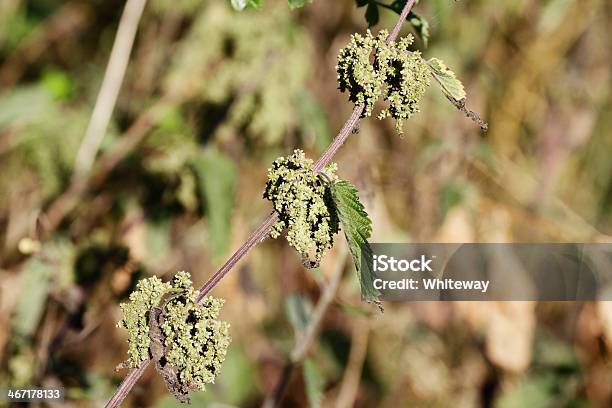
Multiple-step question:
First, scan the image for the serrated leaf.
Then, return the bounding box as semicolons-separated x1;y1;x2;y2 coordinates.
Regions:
408;12;429;47
426;58;467;101
330;180;379;302
285;294;314;333
192;149;237;260
365;3;379;27
302;358;324;408
288;0;312;9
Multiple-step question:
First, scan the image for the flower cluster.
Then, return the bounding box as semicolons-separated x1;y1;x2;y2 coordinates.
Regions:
118;275;170;366
336;29;386;117
263;149;339;264
118;271;230;396
376;35;431;133
336;30;430;133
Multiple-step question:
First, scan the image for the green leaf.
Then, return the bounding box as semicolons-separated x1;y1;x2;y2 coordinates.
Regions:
330;180;379;303
230;0;261;11
388;0;403;12
41;68;74;100
288;0;312;9
145;220;172;268
365;3;379;27
407;12;430;47
389;0;417;13
0;85;54;128
439;181;468;220
12;240;74;338
426;58;467;101
192;149;237;260
285;294;314;332
12;257;51;338
230;0;247;10
247;0;263;9
497;375;557;408
302;358;324;408
217;347;259;406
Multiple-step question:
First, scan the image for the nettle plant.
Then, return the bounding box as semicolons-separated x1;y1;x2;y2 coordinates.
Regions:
111;0;485;405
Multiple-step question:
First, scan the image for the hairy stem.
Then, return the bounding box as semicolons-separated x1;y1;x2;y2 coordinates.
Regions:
386;0;415;46
105;362;149;408
195;212;279;302
105;1;417;406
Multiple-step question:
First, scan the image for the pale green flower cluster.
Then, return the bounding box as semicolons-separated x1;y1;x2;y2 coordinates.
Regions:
118;271;230;391
336;30;430;133
118;276;171;365
376;35;430;133
263;149;339;263
336;29;386;117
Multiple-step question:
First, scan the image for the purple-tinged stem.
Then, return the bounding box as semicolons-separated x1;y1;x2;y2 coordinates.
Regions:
105;362;149;408
196;212;279;302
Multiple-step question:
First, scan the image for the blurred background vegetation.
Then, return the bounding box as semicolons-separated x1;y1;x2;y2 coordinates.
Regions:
0;0;611;406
